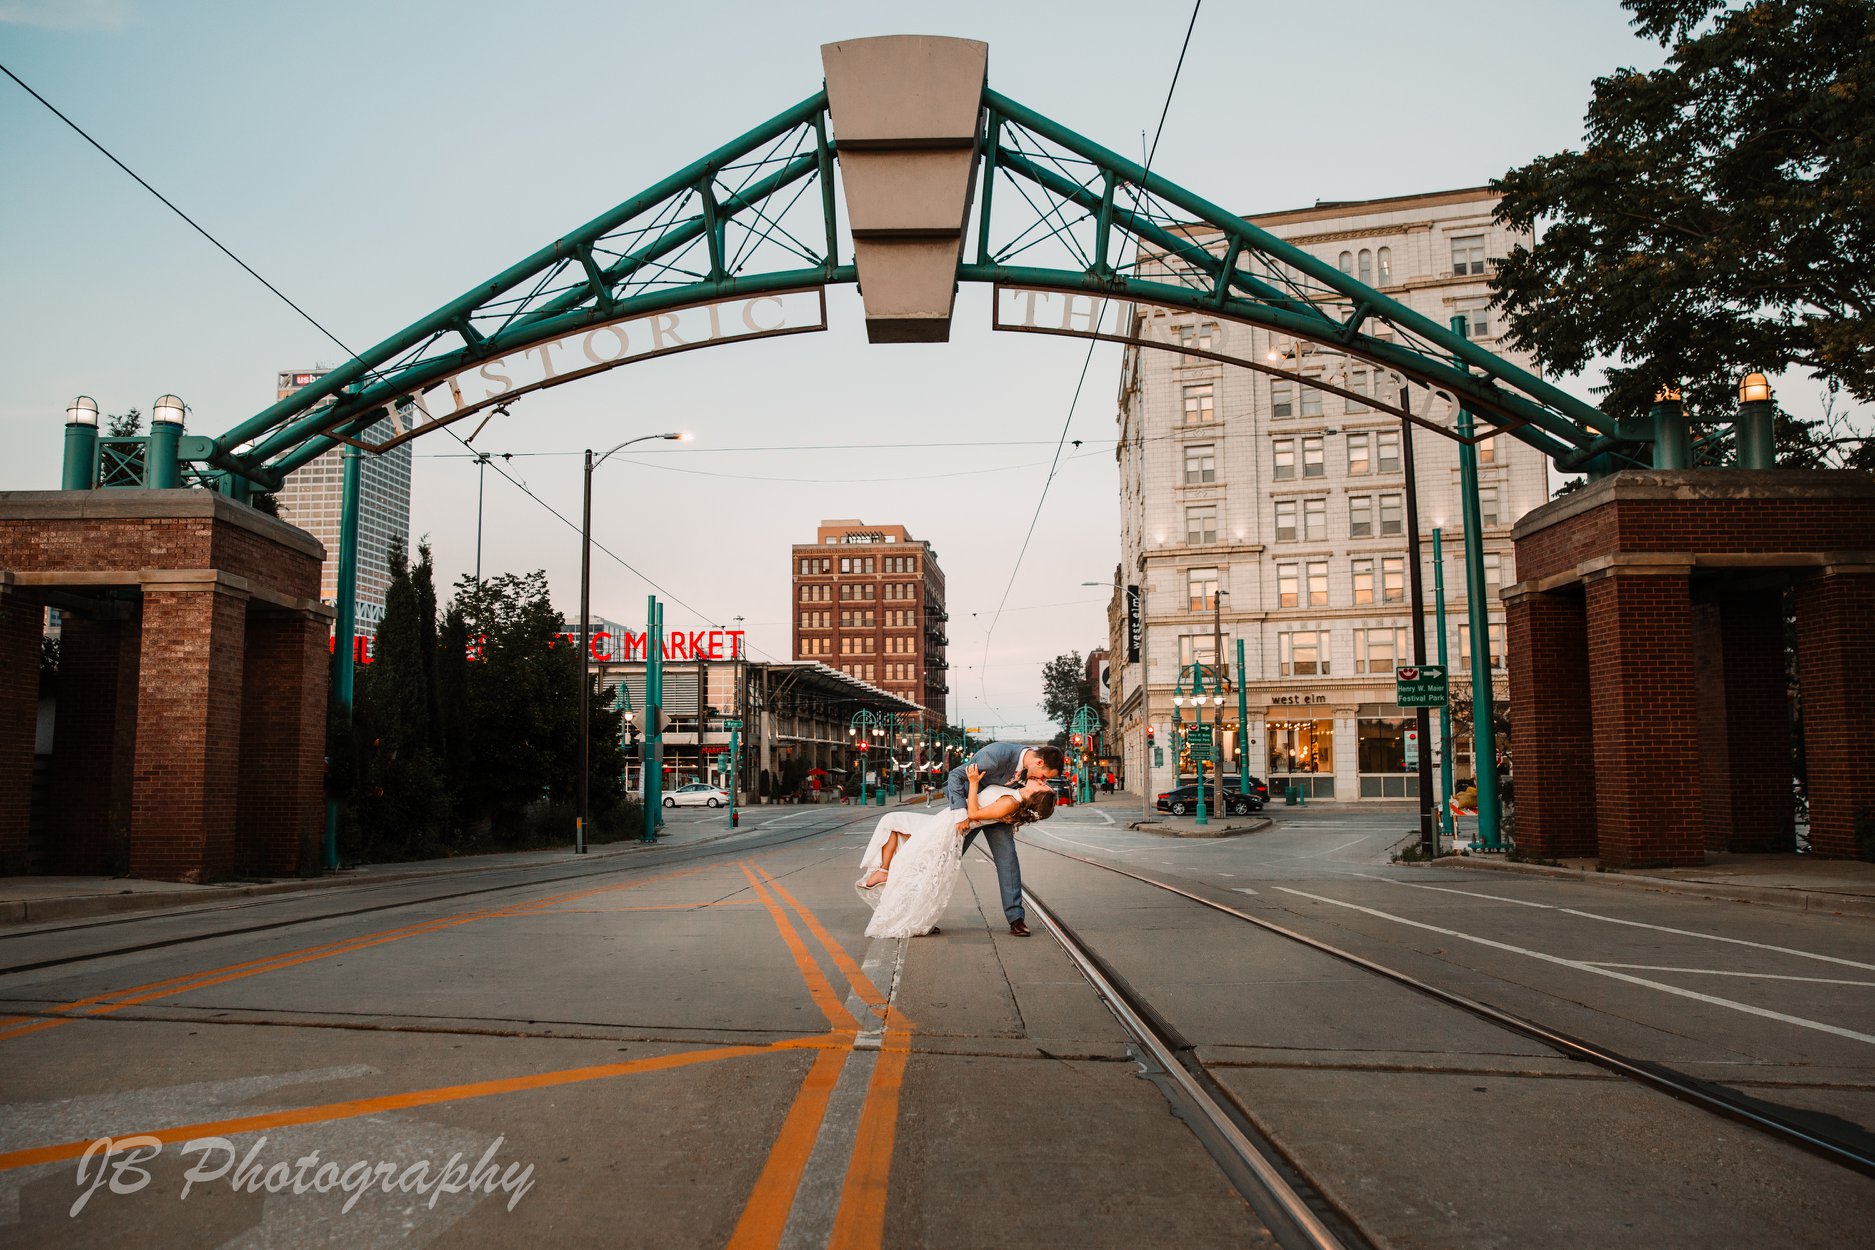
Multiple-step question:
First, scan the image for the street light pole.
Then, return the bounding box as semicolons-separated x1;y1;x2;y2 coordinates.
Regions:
578;431;688;855
474;453;490;582
1399;385;1437;855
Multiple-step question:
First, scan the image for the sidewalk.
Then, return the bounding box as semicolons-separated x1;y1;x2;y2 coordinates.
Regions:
1428;849;1875;918
0;830;690;928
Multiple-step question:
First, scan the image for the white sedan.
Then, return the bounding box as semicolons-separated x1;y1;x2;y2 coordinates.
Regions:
663;783;730;808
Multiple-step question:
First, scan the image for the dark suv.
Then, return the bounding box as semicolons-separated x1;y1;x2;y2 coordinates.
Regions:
1156;777;1267;817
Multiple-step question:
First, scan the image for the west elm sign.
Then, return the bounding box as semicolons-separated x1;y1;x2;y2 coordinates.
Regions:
345;289;828;451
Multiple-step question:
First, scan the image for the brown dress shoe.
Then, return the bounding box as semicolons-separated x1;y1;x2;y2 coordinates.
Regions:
1009;920;1031;937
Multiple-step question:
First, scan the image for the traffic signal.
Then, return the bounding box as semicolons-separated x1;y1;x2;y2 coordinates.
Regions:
1146;725;1156;744
1070;734;1082;748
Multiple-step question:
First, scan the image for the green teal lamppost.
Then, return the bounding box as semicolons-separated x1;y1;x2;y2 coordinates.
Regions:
1235;638;1251;797
1071;704;1101;803
1735;373;1777;469
1171;660;1224;827
848;709;882;806
62;397;99;489
1450;316;1504;850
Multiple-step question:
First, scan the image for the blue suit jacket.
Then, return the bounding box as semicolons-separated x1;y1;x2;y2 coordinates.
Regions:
945;741;1032;811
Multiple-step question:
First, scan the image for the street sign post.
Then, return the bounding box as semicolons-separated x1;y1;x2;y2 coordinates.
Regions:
1395;665;1449;708
1186;725;1213;748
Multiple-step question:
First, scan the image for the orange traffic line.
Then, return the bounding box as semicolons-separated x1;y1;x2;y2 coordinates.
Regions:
724;1045;850;1250
741;863;859;1033
0;864;714;1043
0;1037;840;1174
752;866;891;1017
828;1026;913;1250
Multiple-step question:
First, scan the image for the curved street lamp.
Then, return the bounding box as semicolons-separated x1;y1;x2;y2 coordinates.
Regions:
577;431;690;854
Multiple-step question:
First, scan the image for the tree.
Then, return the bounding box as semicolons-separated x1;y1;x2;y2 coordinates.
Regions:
1040;651;1095;733
105;407;142;437
1492;0;1875;432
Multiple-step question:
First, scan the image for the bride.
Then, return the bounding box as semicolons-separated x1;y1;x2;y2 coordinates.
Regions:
855;764;1057;938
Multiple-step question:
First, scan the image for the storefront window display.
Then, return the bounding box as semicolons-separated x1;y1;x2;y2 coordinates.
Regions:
1357;708;1419;798
1267;716;1334;799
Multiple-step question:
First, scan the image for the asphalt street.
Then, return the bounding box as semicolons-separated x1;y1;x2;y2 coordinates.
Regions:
0;799;1870;1248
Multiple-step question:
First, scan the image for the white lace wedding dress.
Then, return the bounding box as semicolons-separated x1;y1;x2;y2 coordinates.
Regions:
855;787;1016;938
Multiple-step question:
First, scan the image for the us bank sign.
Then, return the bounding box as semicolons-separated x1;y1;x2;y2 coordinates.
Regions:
342;289;827;452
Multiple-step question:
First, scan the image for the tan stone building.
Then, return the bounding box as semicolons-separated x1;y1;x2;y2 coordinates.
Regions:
791;519;948;721
1108;188;1548;804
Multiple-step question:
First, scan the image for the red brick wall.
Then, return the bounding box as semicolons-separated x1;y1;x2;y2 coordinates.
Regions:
1585;572;1703;867
131;588;248;882
1506;589;1597;858
237;611;328;876
0;595;40;874
1794;573;1875;858
0;514;319;598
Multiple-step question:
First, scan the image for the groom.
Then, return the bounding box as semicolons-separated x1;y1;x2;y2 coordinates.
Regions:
945;741;1064;937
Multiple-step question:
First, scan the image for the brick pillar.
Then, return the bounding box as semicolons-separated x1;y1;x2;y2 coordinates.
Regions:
0;590;41;874
131;585;248;882
1584;569;1702;868
1692;592;1794;853
237;609;330;877
1505;586;1595;858
1794;571;1875;858
47;612;141;874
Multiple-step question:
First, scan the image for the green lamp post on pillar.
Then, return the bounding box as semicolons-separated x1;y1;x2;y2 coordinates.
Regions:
1171;658;1224;827
62;397;99;489
848;709;882;807
1071;704;1101;804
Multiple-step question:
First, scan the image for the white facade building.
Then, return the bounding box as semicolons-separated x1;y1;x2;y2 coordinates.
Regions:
1109;188;1547;805
272;369;413;639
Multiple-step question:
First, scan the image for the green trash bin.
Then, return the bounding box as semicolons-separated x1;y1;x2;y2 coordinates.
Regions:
1284;784;1299;806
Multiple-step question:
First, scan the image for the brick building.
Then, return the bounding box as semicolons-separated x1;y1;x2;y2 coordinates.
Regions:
1108;188;1546;803
791;519;948;721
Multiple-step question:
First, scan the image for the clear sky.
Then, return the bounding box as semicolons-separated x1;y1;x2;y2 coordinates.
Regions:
0;0;1667;738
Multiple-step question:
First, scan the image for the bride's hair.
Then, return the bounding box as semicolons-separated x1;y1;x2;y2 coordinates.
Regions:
1007;790;1057;827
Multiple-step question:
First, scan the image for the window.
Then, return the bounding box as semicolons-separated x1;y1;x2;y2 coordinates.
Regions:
1187;567;1219;611
1357;627;1406;674
1175;322;1217;352
1345;368;1371;413
1377;246;1392;284
1480;485;1501;527
1177;633;1231;680
1349;495;1373;538
1379;493;1404;536
1376;429;1400;473
1300;382;1323;418
1452;234;1486;275
1357;249;1373;285
1303;497;1327;542
1280;630;1329;676
1478;435;1496;464
1183;383;1215;425
1459;622;1507;670
1352;557;1375;604
1274;499;1298;542
1484;553;1502;591
1184;443;1215;484
1277;562;1299;608
1338;251;1354;275
1186;504;1217;546
1271;379;1294;419
1381;556;1405;604
1306;560;1329;607
840;557;852;573
1301;435;1325;478
1272;438;1296;480
1347;433;1371;476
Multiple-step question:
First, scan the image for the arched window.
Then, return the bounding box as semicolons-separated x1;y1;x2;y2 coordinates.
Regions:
1377;247;1392;284
1338;251;1354;275
1358;249;1373;284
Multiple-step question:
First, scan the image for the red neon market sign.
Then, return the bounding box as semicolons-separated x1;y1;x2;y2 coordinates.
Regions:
332;628;746;667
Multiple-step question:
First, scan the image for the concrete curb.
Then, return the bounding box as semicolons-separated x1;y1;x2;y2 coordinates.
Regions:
0;838;663;929
1129;816;1273;840
1420;854;1875;919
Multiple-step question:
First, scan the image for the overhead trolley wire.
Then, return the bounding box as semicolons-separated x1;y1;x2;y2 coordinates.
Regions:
0;59;771;654
970;0;1204;720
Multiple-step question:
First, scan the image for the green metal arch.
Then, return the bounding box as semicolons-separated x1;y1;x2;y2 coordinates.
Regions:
202;84;1637;491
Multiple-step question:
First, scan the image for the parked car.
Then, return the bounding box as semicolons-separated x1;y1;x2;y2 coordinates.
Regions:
1156;777;1266;817
664;783;730;808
